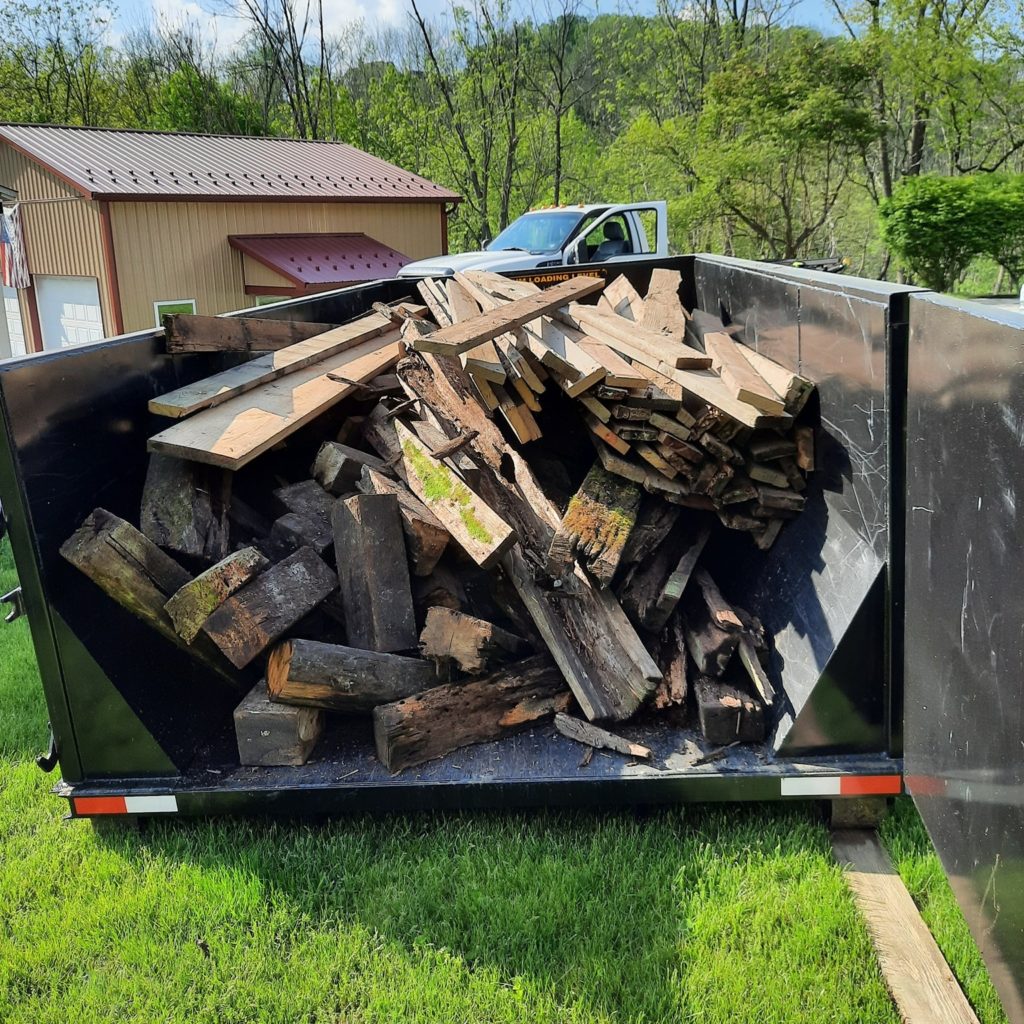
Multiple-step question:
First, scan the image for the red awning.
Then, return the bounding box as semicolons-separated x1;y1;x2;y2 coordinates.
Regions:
229;232;411;294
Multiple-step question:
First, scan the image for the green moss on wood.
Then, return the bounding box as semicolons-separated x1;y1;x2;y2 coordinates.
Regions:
403;440;494;545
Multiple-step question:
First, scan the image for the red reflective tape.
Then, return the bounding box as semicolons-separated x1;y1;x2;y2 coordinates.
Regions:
73;796;128;816
839;775;902;796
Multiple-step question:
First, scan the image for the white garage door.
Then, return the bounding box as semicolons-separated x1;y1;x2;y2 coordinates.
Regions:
35;275;104;351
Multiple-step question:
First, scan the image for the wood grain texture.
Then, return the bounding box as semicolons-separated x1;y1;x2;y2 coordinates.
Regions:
372;654;571;771
704;332;786;415
163;313;338;353
419;606;526;673
641;268;690;334
234;679;323;766
554;713;651;759
408;276;604;355
267;638;436;711
832;830;981;1024
150;313;396;418
140;455;229;563
148;332;402;470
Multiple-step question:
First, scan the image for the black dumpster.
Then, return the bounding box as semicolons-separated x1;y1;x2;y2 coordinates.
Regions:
0;255;910;815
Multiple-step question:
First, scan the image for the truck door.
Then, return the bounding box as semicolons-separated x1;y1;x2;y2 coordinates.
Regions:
562;203;667;265
904;292;1024;1022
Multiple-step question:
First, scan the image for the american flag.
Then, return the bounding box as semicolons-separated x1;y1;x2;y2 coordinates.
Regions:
1;206;29;290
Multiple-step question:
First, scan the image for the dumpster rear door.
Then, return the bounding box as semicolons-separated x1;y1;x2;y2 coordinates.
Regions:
904;293;1024;1023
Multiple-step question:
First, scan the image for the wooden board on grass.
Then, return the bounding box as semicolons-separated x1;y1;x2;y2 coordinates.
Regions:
148;331;402;470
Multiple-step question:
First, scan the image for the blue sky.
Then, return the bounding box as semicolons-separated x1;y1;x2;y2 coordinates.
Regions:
110;0;841;49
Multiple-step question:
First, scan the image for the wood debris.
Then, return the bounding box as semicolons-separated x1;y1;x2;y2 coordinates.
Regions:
62;270;818;771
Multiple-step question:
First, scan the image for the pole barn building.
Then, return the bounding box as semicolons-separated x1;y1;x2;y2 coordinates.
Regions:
0;124;461;355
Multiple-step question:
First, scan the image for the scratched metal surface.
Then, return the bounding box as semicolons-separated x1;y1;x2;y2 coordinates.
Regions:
905;293;1024;1023
694;257;915;754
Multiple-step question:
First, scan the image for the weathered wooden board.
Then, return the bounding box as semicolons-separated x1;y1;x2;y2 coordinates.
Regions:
407;277;605;356
267;638;436;712
419;606;526;673
163;313;338;353
150;312;397;418
555;712;652;759
234;679;323;766
148;331;402;470
704;332;786;415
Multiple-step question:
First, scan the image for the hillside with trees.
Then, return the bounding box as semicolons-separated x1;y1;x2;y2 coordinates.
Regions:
3;0;1024;289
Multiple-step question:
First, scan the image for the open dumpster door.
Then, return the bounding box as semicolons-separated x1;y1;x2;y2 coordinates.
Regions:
904;293;1024;1023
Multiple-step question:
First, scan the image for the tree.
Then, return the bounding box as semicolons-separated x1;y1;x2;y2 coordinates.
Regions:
979;174;1024;293
879;174;995;290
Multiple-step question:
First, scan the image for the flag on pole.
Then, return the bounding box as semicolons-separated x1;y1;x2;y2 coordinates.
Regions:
1;206;30;289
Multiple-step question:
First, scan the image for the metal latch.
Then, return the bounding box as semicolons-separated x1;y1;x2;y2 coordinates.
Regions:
36;727;58;773
1;586;23;623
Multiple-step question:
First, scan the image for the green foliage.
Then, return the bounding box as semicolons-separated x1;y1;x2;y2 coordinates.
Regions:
978;175;1024;291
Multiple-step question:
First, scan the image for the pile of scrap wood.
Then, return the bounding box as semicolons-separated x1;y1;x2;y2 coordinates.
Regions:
60;268;816;773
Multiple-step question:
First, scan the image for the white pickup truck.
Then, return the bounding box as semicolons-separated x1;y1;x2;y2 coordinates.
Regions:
397;201;669;279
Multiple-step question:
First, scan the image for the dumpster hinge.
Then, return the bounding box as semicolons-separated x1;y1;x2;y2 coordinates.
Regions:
36;727;58;773
1;586;24;623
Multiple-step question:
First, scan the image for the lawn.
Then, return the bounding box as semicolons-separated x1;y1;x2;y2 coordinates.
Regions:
0;538;1007;1023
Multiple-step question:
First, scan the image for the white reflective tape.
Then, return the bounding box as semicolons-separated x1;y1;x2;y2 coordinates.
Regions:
124;795;178;813
780;777;842;796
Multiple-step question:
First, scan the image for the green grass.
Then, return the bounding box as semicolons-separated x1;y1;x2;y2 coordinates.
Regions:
0;538;1008;1023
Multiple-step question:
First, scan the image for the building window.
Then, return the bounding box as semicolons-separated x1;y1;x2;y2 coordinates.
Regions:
154;298;197;325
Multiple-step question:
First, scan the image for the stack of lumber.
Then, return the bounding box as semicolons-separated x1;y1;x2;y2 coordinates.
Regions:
60;272;817;773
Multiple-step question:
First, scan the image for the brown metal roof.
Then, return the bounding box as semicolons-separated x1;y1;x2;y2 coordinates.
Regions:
0;123;461;204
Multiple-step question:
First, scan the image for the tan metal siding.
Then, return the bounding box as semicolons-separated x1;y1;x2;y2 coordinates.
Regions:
0;143;115;342
110;201;443;331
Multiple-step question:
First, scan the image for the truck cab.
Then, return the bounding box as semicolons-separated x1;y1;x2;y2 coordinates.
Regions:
397;201;669;279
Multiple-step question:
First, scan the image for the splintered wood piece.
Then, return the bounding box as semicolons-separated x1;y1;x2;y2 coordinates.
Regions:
398;351;661;722
267;638;436;712
683;586;740;677
150;312;398;418
234;679;323;766
407;277;604;355
738;635;774;707
358;466;449;577
600;274;644;320
60;508;238;684
554;712;652;759
547;462;641;587
149;331;403;470
693;568;744;632
419;606;526;674
202;546;337;669
739;345;815;415
140;455;230;563
492;383;537;444
660;614;689;707
395;421;515;569
311;441;388;495
372;654;571;771
165;546;269;643
499;338;546;392
641;268;690;335
584;411;631;455
560;302;709;369
522;319;605;396
704;332;785;415
332;493;418;653
795;425;816;471
471;374;501;411
510;375;543;412
448;278;506;384
162;313;338;353
695;678;766;744
406;417;479;487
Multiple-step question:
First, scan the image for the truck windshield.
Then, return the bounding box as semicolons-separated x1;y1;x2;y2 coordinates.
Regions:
486;211;585;254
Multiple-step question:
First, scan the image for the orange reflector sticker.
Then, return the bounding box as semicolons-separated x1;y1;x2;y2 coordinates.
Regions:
839;775;902;796
73;796;128;815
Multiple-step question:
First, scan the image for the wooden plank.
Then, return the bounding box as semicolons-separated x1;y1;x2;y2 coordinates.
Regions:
656;361;793;431
395;420;516;569
519;318;605;396
202;547;337;669
165;547;270;643
372;654;571;772
311;441;388;495
641;268;690;337
358;466;449;577
163;313;338;353
739;344;815;415
584;411;631;455
267;638;436;712
416;279;454;327
577;338;648;389
547;462;641;586
558;303;711;370
148;331;402;470
600;275;643;320
704;332;786;415
419;607;526;674
447;277;506;384
332;493;418;653
555;712;651;759
140;454;229;563
234;679;323;766
406;276;605;356
150;312;397;418
628;358;684;403
831;830;982;1024
60;508;239;685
